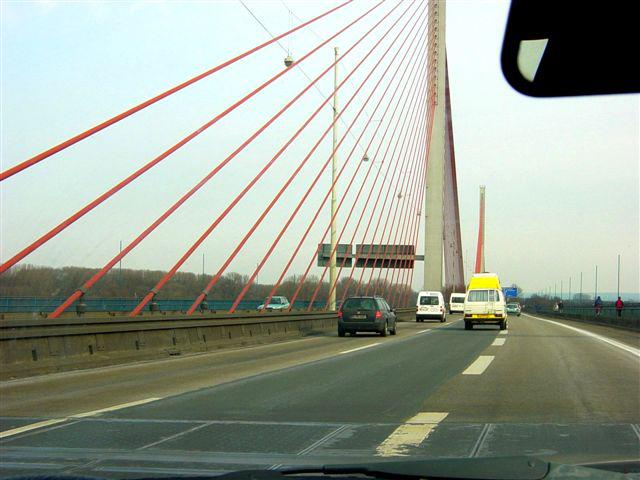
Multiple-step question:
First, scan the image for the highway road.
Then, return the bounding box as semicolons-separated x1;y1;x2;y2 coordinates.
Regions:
1;313;639;477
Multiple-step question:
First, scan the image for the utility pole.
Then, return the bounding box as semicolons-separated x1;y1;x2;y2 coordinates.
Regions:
617;254;621;297
329;46;339;311
595;265;598;299
579;272;583;304
118;240;123;290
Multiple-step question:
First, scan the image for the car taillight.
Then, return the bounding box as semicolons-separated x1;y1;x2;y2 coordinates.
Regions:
375;310;382;319
338;311;343;319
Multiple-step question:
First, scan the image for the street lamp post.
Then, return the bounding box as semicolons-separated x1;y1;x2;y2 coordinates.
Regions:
617;254;621;298
329;47;339;311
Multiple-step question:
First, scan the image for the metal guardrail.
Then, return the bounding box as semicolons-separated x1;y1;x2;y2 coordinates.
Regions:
526;305;639;331
529;305;640;320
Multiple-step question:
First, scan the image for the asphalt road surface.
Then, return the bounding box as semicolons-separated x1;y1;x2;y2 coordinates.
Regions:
1;313;639;477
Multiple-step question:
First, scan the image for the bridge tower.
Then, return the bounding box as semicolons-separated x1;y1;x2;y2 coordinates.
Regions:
423;0;465;293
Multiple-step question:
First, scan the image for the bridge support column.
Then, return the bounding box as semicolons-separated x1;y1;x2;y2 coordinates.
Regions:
423;0;447;291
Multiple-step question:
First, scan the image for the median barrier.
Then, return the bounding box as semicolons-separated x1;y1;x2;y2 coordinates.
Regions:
0;310;337;379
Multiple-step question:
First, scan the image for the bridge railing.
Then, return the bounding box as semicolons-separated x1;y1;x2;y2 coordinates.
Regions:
0;296;324;315
527;304;639;330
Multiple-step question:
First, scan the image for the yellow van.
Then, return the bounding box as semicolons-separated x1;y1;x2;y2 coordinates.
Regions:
463;273;507;330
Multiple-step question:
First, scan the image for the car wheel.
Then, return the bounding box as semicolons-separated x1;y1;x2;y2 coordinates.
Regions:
338;326;345;337
380;321;388;337
390;323;397;335
465;321;472;330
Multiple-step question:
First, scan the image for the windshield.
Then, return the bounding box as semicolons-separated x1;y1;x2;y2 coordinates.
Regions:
420;296;439;305
0;0;637;476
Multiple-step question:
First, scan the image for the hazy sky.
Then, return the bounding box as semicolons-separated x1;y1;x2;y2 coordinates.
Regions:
1;0;638;298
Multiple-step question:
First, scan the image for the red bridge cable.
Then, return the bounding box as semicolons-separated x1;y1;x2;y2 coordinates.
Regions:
0;1;382;276
305;26;430;309
265;11;429;312
212;2;426;315
0;0;353;182
379;125;426;302
45;3;399;319
337;75;429;304
261;55;426;314
137;1;411;316
396;151;428;307
294;62;430;310
321;46;429;308
352;92;430;299
365;106;422;295
371;104;426;299
378;110;429;300
388;155;425;306
386;128;428;306
400;109;436;307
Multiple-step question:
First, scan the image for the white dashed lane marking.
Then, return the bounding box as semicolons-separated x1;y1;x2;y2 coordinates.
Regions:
492;338;505;346
0;398;161;439
462;355;494;375
339;343;381;355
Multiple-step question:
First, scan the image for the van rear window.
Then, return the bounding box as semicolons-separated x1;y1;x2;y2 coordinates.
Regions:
419;296;439;305
451;297;465;303
467;290;488;302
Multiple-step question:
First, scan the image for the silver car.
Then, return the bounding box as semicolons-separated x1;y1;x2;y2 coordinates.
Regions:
258;296;290;310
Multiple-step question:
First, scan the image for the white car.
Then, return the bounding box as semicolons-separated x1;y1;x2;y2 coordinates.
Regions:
416;291;446;322
258;296;290;310
449;293;466;314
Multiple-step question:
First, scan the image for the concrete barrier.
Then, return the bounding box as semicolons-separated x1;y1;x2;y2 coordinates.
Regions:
0;307;416;379
0;311;336;379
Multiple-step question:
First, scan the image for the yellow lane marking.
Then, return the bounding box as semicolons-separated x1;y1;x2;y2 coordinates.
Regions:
0;418;67;439
462;355;494;375
376;412;448;457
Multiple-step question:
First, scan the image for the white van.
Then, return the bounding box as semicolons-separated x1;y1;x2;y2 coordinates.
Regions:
449;293;466;314
416;291;446;322
464;273;508;330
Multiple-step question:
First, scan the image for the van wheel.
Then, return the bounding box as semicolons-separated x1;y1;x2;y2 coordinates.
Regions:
465;321;472;330
499;320;506;330
380;322;388;337
441;315;446;323
338;326;345;337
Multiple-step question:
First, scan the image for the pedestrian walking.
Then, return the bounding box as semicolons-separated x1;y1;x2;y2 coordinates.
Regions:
615;296;624;317
594;296;603;316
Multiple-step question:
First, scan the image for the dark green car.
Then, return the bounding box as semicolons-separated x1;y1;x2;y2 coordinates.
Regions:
338;296;397;337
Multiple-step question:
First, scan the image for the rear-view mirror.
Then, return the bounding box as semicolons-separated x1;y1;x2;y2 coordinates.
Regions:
501;0;639;97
